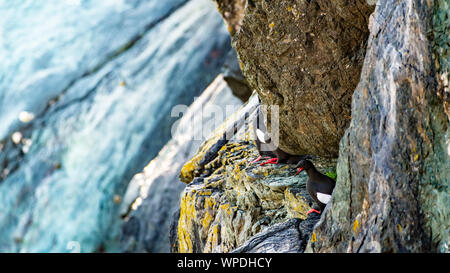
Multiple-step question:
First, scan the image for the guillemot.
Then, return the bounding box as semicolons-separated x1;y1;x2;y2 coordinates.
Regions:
296;160;336;215
250;105;310;165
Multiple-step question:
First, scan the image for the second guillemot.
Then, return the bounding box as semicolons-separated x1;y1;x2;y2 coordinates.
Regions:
295;159;336;215
250;103;310;165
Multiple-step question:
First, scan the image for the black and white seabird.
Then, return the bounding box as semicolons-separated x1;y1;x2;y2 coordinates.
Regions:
295;160;336;215
250;103;310;165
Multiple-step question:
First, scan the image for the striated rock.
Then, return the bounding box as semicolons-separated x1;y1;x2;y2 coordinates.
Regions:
120;75;242;253
171;94;336;253
307;0;449;253
0;0;231;252
231;215;320;253
233;0;375;157
0;0;188;141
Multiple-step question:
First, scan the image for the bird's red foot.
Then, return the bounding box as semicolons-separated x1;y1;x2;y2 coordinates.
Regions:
307;209;321;215
260;158;278;166
249;156;270;164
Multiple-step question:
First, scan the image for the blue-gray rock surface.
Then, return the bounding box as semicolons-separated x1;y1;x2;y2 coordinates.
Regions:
0;0;231;252
307;0;449;253
120;75;243;253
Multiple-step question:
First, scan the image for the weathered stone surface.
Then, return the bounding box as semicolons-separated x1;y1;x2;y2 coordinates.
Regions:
222;50;252;102
231;219;304;253
233;0;375;157
214;0;246;37
0;0;231;252
307;0;449;253
231;216;320;253
120;75;242;253
172;94;336;253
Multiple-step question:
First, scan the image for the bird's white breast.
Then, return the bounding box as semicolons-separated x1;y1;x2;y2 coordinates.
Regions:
256;129;267;144
317;192;332;204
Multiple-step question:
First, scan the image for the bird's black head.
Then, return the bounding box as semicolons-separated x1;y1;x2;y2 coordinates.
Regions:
295;160;314;174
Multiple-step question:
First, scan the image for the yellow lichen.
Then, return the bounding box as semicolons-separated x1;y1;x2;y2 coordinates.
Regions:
230;146;246;153
212;225;219;244
198;190;212;196
177;192;196;252
227;24;233;34
219;203;233;216
179;105;245;183
180;154;201;183
269;22;275;29
311;232;317;242
284;189;311;220
177;190;219;253
202;211;213;230
353;219;360;233
204;195;216;209
397;224;403;233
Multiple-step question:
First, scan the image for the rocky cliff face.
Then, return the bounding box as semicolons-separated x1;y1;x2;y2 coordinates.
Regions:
120;75;242;253
170;94;336;253
171;0;448;253
308;0;449;253
1;0;446;254
232;0;375;157
0;0;231;252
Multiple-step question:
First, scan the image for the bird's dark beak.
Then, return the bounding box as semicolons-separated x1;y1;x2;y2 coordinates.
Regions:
296;167;304;175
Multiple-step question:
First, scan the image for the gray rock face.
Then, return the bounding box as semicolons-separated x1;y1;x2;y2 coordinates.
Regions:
0;0;231;252
233;0;374;157
307;0;449;253
221;50;252;102
231;216;320;253
0;0;186;141
120;75;243;253
171;93;336;253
